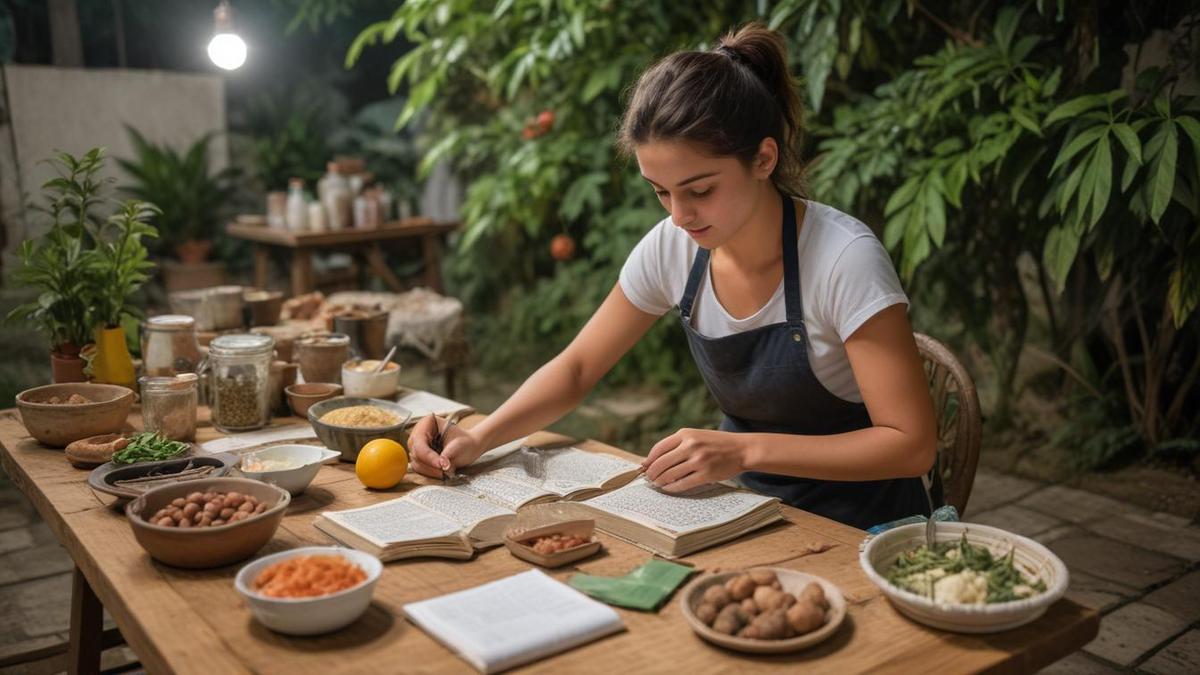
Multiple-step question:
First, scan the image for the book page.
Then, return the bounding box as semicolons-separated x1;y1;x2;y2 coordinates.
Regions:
478;446;638;496
321;497;461;548
407;485;515;529
449;473;554;510
582;477;776;535
402;570;623;674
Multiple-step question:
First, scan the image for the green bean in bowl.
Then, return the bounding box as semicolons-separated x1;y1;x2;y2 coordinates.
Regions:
112;432;190;464
885;532;1047;604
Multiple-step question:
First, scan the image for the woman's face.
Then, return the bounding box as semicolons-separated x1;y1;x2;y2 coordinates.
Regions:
635;138;775;249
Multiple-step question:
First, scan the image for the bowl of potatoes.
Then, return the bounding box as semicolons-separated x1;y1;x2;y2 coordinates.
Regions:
680;567;846;653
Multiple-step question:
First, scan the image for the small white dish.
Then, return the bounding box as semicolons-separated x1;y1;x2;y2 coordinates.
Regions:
859;521;1069;633
235;546;383;636
238;444;339;496
341;359;401;398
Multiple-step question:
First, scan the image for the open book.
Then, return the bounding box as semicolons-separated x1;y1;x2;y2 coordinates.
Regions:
313;446;641;560
402;569;624;674
556;477;784;558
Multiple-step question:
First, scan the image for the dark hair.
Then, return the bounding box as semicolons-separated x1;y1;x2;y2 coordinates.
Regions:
618;22;806;196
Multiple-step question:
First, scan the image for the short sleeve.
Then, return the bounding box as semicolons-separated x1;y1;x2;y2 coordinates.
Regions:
826;235;909;340
618;223;675;316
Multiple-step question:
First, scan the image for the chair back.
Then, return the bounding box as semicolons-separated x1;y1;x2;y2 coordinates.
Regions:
914;333;982;516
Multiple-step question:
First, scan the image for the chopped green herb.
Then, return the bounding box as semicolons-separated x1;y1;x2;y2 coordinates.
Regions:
111;432;189;464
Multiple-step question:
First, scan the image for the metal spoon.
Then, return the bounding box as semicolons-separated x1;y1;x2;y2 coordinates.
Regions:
371;345;398;374
921;472;937;549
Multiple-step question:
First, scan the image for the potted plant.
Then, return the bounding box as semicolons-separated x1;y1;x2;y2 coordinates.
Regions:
7;148;158;386
117;127;237;270
82;199;159;389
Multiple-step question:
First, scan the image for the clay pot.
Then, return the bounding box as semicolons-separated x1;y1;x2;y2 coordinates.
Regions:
15;383;135;448
175;239;213;265
50;351;87;383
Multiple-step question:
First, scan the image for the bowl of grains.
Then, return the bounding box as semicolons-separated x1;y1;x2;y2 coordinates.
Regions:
234;546;383;635
307;397;412;462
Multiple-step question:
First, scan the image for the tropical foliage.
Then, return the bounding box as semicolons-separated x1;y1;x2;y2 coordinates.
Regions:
340;0;1199;464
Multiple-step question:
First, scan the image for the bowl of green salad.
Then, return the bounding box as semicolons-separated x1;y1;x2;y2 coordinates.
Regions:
859;521;1068;633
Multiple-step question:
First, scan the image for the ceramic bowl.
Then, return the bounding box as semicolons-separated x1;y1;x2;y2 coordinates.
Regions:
285;383;342;418
235;546;383;636
126;477;290;569
307;397;412;462
340;360;401;399
238;444;340;496
680;567;846;654
859;521;1069;633
15;383;135;448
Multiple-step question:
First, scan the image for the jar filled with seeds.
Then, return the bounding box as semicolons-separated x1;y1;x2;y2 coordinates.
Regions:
139;373;198;441
208;333;274;433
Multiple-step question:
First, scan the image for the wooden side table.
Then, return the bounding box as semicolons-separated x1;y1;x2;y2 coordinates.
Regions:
225;219;458;297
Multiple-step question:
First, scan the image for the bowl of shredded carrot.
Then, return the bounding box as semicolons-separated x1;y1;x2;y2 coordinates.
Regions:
234;546;383;635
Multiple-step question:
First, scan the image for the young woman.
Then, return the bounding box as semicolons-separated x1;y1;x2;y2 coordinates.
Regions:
410;23;938;529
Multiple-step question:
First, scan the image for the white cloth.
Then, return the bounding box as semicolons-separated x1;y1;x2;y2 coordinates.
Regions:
326;288;463;360
618;199;908;402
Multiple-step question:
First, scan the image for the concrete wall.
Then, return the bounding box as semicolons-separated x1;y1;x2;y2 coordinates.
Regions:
0;65;226;269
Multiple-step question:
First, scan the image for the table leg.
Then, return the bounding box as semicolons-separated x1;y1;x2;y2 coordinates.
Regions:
365;245;405;292
68;566;102;675
421;234;444;292
253;244;270;290
292;249;314;297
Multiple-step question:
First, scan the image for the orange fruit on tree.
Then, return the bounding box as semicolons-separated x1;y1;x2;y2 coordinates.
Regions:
550;233;576;261
355;438;409;489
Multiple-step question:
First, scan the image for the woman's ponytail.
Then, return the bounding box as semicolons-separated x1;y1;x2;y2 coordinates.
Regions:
619;22;807;196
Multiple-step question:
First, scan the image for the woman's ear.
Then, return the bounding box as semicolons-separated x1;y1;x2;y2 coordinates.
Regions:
752;137;779;179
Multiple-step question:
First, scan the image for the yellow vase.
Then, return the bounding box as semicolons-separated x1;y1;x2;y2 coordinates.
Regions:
90;326;136;389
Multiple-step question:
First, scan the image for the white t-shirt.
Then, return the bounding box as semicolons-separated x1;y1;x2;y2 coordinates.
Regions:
618;200;908;403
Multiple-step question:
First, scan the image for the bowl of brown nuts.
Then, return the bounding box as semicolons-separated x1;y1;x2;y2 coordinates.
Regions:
504;519;601;568
126;477;290;569
680;567;845;653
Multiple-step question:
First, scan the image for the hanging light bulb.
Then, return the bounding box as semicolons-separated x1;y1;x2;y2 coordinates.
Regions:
207;1;246;71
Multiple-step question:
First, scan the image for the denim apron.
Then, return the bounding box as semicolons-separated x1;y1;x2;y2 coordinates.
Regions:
678;195;929;529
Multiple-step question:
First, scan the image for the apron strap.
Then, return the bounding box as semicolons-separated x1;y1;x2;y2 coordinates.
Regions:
679;247;709;321
781;195;805;329
679;193;804;328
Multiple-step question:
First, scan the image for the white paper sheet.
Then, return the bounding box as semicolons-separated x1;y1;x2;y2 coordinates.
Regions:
402;570;623;674
199;425;320;455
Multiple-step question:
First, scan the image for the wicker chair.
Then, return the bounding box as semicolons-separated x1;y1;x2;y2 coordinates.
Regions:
914;333;982;517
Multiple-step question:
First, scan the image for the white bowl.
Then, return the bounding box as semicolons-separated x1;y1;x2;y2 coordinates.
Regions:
235;546;383;635
859;522;1069;633
341;360;401;399
238;444;340;496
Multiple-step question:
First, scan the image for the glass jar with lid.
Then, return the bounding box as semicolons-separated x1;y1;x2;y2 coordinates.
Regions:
141;315;202;377
208;333;274;433
139;373;199;441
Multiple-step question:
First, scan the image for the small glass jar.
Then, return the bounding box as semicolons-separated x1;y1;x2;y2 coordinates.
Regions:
296;333;351;384
141;315;202;377
139;373;198;441
208;333;274;433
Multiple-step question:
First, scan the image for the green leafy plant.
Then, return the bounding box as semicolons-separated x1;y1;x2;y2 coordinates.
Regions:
339;1;1199;463
7;148;160;350
117;127;238;252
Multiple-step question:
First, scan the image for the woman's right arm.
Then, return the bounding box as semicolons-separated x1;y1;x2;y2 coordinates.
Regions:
409;283;660;478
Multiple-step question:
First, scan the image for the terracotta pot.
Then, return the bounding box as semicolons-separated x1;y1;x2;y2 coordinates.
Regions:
50;351;87;383
175;239;213;265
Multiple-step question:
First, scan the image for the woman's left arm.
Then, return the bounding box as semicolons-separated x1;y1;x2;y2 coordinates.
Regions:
643;304;937;492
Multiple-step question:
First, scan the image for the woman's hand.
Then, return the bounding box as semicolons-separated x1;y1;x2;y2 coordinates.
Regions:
408;414;486;479
641;428;750;493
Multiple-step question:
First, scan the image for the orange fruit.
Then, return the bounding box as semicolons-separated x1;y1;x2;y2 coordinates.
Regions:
355;438;408;489
550;234;576;261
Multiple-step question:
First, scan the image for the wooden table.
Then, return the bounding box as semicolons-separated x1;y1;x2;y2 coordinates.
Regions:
0;409;1099;674
226;219;459;297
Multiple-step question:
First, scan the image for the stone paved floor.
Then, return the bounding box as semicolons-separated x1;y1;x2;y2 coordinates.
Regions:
1;459;1196;672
